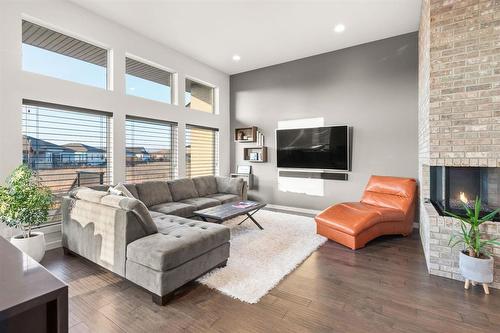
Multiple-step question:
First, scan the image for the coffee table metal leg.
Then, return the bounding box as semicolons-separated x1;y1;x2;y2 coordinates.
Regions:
247;212;264;230
238;208;264;230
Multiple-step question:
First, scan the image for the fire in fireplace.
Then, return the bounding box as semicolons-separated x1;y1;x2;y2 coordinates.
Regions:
430;166;500;221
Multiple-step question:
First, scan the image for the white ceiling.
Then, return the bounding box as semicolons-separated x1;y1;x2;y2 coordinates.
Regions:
69;0;421;75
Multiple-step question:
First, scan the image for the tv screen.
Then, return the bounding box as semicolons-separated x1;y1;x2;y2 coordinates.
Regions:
276;126;350;170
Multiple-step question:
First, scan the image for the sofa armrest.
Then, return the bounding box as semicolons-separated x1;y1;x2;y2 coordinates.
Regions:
62;187;159;277
69;187;157;235
62;196;149;276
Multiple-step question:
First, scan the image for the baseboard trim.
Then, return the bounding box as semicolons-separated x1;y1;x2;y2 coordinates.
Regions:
265;204;420;230
46;239;62;250
265;204;321;216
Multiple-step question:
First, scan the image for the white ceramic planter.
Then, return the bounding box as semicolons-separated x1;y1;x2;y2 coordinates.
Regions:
11;231;46;262
459;251;494;283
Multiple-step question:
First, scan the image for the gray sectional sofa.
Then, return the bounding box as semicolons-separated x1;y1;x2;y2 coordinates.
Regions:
62;175;247;305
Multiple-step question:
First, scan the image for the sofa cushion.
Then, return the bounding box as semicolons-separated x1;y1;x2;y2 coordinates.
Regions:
205;193;240;204
361;176;416;212
127;219;230;271
315;203;381;236
215;177;244;196
114;183;139;199
100;194;158;235
149;202;196;218
179;197;220;210
315;202;405;236
149;210;167;219
168;178;199;201
192;176;218;197
152;214;191;233
135;181;173;207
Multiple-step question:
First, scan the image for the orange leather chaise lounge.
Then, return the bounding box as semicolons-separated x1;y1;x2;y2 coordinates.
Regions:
315;175;417;250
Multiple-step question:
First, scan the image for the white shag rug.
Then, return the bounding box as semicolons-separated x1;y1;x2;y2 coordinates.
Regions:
197;209;327;304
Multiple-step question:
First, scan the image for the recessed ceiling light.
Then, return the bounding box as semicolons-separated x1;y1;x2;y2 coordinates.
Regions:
232;54;241;61
334;24;345;33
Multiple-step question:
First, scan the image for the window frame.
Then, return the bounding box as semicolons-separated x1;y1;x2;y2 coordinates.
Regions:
22;99;113;225
184;76;218;114
21;17;112;90
125;115;178;183
125;54;177;105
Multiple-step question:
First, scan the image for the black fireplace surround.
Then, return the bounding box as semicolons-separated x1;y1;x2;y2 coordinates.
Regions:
430;166;500;222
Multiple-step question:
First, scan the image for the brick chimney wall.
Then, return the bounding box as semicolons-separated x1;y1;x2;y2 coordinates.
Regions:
419;0;500;288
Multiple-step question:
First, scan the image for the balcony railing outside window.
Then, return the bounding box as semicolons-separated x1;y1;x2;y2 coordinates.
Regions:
22;101;112;224
126;117;178;183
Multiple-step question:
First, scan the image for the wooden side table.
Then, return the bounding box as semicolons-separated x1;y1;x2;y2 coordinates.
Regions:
0;237;68;333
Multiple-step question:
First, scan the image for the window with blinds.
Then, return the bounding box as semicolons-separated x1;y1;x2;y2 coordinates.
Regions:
126;57;173;104
185;125;219;178
126;117;178;183
22;20;108;89
22;101;112;224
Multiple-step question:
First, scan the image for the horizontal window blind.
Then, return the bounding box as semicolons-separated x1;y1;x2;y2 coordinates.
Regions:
185;125;219;178
22;101;112;224
126;117;178;183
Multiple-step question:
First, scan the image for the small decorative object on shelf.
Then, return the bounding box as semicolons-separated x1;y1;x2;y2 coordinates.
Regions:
244;147;267;163
256;130;265;147
446;196;500;295
234;126;257;142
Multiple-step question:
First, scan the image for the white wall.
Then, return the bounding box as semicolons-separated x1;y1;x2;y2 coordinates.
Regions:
230;32;418;211
0;0;230;185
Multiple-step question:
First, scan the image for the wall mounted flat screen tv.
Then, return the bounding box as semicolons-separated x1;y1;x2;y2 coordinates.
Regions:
276;125;351;170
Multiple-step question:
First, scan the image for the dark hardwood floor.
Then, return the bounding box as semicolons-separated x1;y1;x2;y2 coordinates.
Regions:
41;231;500;333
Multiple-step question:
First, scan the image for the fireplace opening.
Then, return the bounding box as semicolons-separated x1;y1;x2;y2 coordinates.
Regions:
430;166;500;222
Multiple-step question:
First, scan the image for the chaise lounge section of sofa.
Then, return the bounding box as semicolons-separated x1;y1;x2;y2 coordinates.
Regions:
62;175;247;305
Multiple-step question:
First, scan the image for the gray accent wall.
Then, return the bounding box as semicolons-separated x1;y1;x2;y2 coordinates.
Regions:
230;32;418;211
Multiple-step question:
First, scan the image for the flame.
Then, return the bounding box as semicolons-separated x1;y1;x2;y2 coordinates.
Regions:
459;192;468;204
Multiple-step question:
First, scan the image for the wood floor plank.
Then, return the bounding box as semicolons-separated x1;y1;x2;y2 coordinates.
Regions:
40;230;499;333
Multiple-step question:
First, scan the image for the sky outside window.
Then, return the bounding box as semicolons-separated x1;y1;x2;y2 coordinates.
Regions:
22;44;107;89
126;74;172;104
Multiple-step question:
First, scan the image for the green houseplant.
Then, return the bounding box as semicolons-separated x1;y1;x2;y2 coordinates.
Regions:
446;197;500;294
0;164;53;261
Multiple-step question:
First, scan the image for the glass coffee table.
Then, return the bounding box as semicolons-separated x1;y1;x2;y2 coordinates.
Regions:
194;200;266;230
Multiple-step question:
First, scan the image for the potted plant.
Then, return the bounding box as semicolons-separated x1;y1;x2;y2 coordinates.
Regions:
446;197;500;294
0;165;53;262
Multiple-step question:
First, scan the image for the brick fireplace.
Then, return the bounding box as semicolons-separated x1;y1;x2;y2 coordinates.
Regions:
430;166;500;220
419;0;500;288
